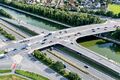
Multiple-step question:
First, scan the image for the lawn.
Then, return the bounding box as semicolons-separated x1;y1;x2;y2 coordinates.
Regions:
0;70;11;73
0;74;27;80
108;4;120;14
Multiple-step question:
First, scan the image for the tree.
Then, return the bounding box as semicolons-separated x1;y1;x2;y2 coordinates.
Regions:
52;61;65;71
0;0;102;26
106;11;114;17
67;72;81;80
118;13;120;18
111;29;120;40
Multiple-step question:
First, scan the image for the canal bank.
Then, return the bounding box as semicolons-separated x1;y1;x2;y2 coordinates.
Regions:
0;5;68;31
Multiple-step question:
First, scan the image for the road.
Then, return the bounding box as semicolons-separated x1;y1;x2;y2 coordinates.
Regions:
42;50;98;80
0;19;120;80
1;3;120;79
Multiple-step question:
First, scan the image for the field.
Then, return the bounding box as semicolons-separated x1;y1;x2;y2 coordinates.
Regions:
108;4;120;14
0;74;27;80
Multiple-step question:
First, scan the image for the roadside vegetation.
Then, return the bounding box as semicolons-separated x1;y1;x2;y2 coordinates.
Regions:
0;50;5;54
0;0;103;26
0;9;12;19
0;74;27;80
0;69;11;73
15;70;48;80
0;27;16;40
33;50;81;80
111;29;120;40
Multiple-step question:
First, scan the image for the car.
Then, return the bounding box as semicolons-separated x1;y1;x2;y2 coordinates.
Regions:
48;33;52;36
13;49;17;51
43;39;47;41
104;28;107;30
84;65;88;68
74;34;77;36
41;31;44;33
49;41;52;43
21;47;26;50
77;32;81;35
97;28;100;29
59;37;62;39
0;54;5;59
41;42;45;45
64;31;67;33
92;30;95;32
71;42;73;44
59;31;62;34
44;33;52;37
68;36;70;38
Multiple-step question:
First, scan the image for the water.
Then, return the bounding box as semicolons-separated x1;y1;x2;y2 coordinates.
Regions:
79;36;120;64
0;6;67;31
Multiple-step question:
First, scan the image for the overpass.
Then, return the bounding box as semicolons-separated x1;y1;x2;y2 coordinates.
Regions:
1;20;120;79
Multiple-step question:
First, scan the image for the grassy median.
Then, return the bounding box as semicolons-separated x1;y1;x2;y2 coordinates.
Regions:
0;74;27;80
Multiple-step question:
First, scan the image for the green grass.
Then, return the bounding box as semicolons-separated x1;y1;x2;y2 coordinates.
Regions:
0;50;5;54
0;74;27;80
108;4;120;14
15;70;49;80
0;70;11;73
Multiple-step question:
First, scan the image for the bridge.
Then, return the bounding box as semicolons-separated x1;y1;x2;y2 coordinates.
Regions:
1;20;120;79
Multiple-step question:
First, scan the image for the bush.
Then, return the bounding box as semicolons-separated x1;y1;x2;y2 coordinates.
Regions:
0;27;15;40
51;61;65;72
67;72;81;80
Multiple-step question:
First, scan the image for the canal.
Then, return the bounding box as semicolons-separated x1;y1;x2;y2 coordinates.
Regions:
78;36;120;64
0;6;67;31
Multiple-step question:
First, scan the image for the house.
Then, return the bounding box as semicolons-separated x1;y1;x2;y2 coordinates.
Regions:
112;0;120;3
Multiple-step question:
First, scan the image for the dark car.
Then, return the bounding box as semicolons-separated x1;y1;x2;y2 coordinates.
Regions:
22;47;26;50
41;42;45;45
84;65;88;68
43;39;47;41
13;49;17;51
92;30;95;32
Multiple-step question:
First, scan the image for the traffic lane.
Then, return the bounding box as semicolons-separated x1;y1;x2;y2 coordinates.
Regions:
42;50;96;80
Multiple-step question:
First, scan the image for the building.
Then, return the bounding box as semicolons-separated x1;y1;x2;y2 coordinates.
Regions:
112;0;120;3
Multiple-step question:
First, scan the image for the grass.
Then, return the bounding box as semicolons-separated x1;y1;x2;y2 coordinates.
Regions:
0;50;5;54
15;70;49;80
0;74;27;80
0;70;11;73
108;4;120;14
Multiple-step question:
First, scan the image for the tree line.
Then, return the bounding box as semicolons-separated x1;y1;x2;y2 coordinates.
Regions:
0;0;103;26
0;27;15;40
0;9;12;19
33;50;81;80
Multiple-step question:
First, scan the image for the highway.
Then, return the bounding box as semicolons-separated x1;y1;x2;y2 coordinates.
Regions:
0;19;120;80
0;3;120;79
